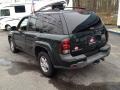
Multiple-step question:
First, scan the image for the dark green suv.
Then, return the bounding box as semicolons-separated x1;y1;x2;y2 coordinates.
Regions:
8;10;111;77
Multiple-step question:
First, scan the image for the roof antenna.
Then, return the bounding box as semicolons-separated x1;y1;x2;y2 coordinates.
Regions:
31;0;35;14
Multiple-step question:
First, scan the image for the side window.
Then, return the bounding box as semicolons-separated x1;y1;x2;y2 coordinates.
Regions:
36;15;43;32
28;17;36;31
0;9;10;16
18;18;28;31
14;5;25;13
42;13;63;34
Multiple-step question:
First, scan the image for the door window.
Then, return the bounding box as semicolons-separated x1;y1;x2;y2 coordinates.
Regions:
18;18;28;31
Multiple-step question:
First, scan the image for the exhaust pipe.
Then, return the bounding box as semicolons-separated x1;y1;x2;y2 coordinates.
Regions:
93;58;105;65
101;58;105;61
93;60;100;64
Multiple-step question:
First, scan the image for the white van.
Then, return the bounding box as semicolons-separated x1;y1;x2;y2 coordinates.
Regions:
0;3;34;30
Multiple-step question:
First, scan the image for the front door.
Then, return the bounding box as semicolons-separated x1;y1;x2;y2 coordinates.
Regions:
25;16;40;55
14;17;28;50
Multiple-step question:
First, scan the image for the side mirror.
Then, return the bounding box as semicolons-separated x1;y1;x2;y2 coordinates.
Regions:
11;26;17;31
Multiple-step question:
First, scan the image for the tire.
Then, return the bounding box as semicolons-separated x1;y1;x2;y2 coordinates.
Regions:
9;38;19;53
38;52;54;77
5;25;11;31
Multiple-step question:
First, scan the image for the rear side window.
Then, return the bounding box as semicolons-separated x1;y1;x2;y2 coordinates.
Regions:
28;17;37;31
14;5;25;13
42;13;64;34
36;15;43;32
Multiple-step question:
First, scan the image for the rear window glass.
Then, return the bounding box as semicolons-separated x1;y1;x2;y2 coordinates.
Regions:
63;12;90;34
0;9;10;16
15;6;25;13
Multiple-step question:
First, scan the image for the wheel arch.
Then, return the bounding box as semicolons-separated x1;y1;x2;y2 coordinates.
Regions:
35;46;49;57
5;24;11;31
5;24;10;27
34;42;55;65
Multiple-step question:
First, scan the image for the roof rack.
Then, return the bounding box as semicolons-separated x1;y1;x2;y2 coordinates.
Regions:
34;1;89;14
35;1;66;12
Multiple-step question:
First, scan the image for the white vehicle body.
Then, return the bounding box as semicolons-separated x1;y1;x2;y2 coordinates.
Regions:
0;3;38;30
0;18;21;30
0;0;73;30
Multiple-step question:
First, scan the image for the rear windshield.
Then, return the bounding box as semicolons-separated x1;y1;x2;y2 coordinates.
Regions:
0;9;10;16
63;12;90;34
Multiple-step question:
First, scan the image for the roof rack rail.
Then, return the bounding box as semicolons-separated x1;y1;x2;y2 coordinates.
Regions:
35;1;66;12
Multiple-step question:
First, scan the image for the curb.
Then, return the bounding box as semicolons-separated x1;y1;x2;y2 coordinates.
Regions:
108;29;120;35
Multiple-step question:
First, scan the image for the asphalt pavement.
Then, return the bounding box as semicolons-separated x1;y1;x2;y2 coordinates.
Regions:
0;31;120;90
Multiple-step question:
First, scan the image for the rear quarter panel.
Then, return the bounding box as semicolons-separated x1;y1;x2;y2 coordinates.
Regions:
35;33;69;66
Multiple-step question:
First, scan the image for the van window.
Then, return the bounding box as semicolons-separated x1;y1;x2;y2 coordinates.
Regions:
15;6;25;13
0;9;10;16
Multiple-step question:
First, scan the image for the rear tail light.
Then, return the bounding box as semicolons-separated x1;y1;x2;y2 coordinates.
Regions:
60;38;70;54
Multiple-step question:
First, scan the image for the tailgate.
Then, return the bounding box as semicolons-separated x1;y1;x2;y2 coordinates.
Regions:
70;27;107;56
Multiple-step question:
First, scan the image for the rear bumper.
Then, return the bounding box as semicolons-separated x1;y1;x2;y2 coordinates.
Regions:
0;24;5;30
54;44;111;69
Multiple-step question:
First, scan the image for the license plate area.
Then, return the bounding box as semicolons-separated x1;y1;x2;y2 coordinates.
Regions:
88;36;96;46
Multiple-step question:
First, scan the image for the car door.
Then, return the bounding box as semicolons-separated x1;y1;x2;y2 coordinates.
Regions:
14;17;29;50
25;16;41;55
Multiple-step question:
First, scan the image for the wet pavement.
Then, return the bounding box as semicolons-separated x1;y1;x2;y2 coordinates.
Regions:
1;58;120;90
0;58;11;66
0;31;120;90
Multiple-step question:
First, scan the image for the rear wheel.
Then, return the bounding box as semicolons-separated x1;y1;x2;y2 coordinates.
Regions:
5;25;11;31
9;38;19;53
38;52;54;77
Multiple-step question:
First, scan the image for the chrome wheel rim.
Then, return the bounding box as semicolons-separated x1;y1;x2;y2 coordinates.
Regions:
6;26;11;31
40;56;49;73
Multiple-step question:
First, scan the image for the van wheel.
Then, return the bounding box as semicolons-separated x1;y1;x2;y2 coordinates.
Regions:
5;25;11;31
38;52;54;77
9;38;18;53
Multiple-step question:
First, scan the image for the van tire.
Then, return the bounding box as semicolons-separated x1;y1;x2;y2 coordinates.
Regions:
5;25;11;31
